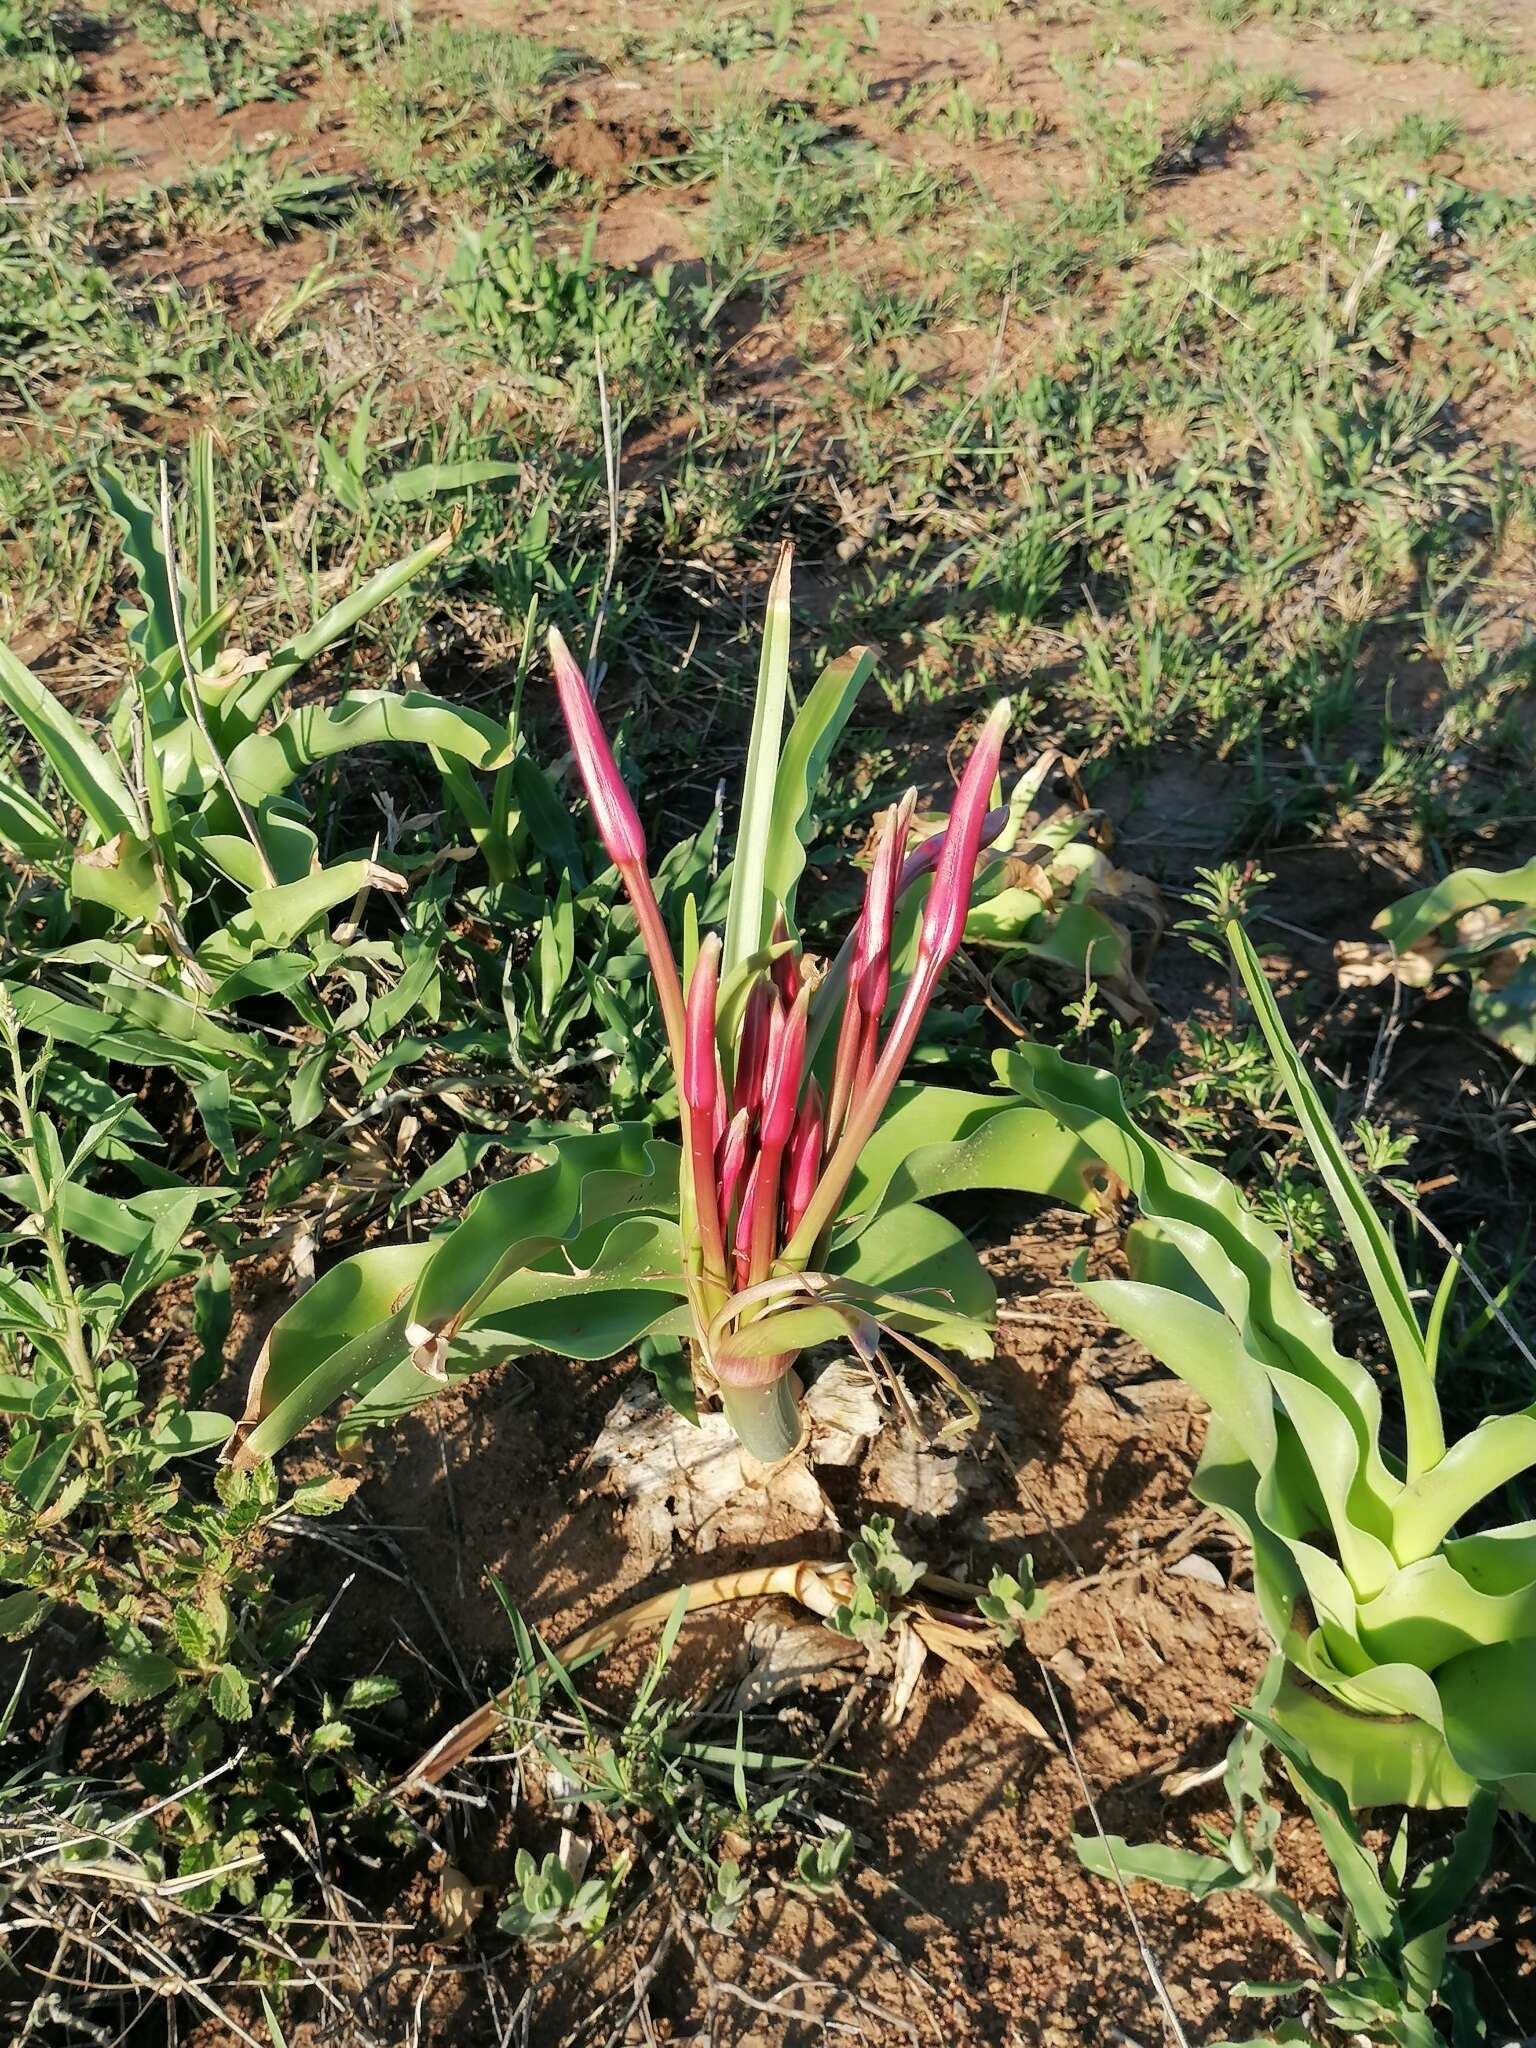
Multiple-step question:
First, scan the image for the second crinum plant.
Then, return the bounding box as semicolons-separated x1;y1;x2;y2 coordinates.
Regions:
1011;923;1536;1817
236;549;1098;1468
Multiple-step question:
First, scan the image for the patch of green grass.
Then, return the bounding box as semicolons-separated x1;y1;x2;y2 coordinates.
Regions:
131;0;397;111
0;0;82;108
1387;108;1465;156
673;100;962;278
347;20;582;196
892;77;1043;145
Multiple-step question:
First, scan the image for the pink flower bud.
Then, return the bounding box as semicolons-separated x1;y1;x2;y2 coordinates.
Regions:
683;933;721;1117
920;701;1011;967
547;626;647;872
733;1152;764;1292
770;907;799;1004
896;801;1010;897
759;987;809;1152
855;791;914;1022
716;1107;751;1230
733;979;774;1118
783;1079;824;1239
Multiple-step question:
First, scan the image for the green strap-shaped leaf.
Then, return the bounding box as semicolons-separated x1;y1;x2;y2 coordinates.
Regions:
763;645;874;929
714;1303;855;1365
1240;1706;1397;1950
828;1199;995;1356
1082;1276;1279;1474
0;643;138;842
355;1221;689;1418
1394;1404;1536;1559
373;459;522;503
1229;922;1442;1481
195;858;404;979
192;432;220;651
1401;1791;1496;1943
1001;1041;1403;1528
10;982;274;1071
0;1173;218;1259
1354;1552;1536;1669
1074;1834;1244;1899
0;769;67;862
722;545;793;978
233;1240;437;1467
230;525;456;731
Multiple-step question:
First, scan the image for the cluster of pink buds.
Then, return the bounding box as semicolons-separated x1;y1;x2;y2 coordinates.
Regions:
547;619;1010;1409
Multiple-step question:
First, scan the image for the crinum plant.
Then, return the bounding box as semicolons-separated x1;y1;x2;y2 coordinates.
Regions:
233;548;1099;1469
1009;922;1536;1816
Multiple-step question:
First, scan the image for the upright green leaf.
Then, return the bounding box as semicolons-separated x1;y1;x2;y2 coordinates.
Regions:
723;544;793;978
98;466;179;670
1229;923;1441;1480
763;645;874;928
192;432;220;651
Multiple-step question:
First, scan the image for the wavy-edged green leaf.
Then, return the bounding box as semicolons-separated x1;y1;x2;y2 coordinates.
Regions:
1354;1553;1536;1670
407;1127;679;1333
221;690;509;808
98;465;180;670
197;858;405;979
1002;1040;1403;1530
828;1199;994;1355
0;642;138;841
1375;858;1536;954
836;1081;1104;1245
1394;1403;1536;1559
233;1240;436;1468
339;1215;688;1442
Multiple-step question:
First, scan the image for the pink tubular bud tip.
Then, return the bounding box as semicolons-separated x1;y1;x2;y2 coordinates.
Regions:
547;626;647;872
920;701;1011;967
855;791;914;1021
783;1079;824;1239
769;907;799;1004
759;987;809;1152
733;978;774;1119
896;800;1010;898
716;1107;751;1229
683;933;721;1117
